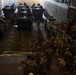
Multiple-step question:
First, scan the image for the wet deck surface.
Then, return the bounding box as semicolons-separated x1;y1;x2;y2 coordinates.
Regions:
0;22;40;52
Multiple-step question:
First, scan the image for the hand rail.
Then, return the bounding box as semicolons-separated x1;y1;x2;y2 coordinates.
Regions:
56;26;73;41
47;21;73;41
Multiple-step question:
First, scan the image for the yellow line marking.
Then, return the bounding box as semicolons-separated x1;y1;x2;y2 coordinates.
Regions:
0;51;33;56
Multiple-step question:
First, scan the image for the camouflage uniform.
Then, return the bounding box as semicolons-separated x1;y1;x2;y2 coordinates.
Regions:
39;58;47;75
33;47;42;65
64;50;74;72
42;39;49;52
25;60;38;75
44;48;53;70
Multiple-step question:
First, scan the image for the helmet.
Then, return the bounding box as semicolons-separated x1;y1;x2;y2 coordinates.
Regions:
28;73;34;75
